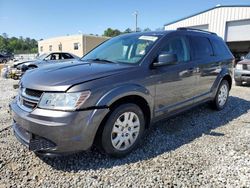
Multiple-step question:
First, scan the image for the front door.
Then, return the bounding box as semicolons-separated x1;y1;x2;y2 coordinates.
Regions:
153;36;197;117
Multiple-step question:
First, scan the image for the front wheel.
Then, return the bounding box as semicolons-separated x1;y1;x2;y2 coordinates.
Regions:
101;103;145;157
212;80;229;110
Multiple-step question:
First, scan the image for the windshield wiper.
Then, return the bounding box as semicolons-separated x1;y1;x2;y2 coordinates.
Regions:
86;58;117;64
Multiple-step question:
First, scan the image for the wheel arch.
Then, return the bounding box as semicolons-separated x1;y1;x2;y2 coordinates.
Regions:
211;68;232;98
27;64;38;68
93;85;154;147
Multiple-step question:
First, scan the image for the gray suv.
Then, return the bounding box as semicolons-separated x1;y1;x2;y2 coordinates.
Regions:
10;28;234;157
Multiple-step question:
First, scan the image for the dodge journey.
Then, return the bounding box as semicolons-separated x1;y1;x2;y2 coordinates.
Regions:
10;28;234;157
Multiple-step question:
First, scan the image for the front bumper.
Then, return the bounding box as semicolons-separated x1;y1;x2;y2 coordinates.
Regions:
10;99;109;155
234;69;250;83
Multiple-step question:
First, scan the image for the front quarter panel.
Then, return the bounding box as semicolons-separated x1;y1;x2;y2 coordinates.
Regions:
96;84;153;109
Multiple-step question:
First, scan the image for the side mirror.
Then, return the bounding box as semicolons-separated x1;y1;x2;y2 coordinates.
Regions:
153;53;177;67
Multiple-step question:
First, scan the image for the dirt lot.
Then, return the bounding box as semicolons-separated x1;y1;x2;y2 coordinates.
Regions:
0;77;249;187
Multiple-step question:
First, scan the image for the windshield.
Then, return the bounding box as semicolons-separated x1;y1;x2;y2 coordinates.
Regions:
245;52;250;60
81;34;160;64
36;53;48;60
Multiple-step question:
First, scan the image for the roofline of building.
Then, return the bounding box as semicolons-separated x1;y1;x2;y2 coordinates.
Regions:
164;5;250;26
39;34;110;41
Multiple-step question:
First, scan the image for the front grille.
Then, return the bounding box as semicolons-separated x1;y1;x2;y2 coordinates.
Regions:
22;99;37;109
25;88;43;98
17;88;43;112
242;74;250;77
29;137;56;151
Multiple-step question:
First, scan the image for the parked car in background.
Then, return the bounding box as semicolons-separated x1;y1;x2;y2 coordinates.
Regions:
10;28;233;157
13;52;79;71
234;52;250;86
0;54;11;63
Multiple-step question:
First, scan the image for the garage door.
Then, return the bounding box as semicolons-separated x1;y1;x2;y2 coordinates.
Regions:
190;24;209;31
225;19;250;42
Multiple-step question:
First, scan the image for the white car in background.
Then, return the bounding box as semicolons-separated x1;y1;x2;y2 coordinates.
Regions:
13;52;79;71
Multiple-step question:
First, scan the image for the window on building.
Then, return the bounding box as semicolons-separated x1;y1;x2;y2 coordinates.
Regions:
40;46;43;52
49;45;52;51
190;36;213;60
74;43;79;50
58;43;62;51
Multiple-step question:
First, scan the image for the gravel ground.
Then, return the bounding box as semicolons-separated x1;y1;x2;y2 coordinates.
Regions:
0;77;250;187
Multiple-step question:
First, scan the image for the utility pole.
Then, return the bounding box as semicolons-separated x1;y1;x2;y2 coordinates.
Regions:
133;11;138;32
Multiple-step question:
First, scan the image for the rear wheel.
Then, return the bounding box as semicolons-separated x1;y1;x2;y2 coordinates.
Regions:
101;103;145;157
212;80;229;110
2;59;7;64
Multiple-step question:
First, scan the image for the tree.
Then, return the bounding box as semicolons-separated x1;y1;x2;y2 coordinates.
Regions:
103;28;122;37
0;33;38;54
124;28;132;33
155;27;164;31
143;28;151;32
136;27;142;32
2;33;8;39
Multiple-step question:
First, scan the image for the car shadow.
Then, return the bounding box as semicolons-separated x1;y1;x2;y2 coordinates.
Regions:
40;96;250;172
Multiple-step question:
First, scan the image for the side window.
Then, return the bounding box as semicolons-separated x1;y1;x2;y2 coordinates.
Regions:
160;37;190;62
44;55;51;61
45;53;60;61
62;53;74;59
190;36;213;59
210;38;230;57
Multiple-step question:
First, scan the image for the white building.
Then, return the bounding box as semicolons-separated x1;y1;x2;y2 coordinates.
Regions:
164;5;250;56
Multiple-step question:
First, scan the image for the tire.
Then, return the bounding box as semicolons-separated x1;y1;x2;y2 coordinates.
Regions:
212;80;229;111
101;103;145;157
2;59;7;64
235;81;242;86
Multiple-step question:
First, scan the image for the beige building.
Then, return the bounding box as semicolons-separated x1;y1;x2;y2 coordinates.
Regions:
38;34;109;57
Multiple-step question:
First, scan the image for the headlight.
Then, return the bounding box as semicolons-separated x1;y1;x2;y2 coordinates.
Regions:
38;91;91;110
235;64;243;70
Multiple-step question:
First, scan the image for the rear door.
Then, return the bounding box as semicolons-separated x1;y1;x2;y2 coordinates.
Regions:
189;35;218;100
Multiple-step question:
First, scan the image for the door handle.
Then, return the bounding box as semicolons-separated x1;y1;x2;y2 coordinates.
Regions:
188;67;200;73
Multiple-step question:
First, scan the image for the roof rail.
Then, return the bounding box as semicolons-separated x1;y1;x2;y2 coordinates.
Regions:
177;27;217;35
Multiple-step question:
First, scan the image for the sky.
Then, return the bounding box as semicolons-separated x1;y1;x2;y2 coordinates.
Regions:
0;0;249;40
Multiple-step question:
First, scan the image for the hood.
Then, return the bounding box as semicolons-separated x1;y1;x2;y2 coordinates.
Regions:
14;60;37;67
238;59;250;65
21;60;134;91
